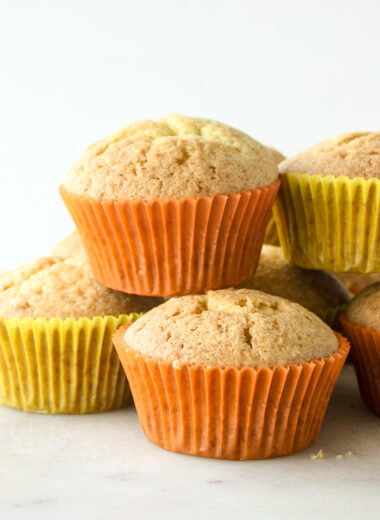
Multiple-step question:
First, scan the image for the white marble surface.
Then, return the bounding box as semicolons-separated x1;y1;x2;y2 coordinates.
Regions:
0;365;379;520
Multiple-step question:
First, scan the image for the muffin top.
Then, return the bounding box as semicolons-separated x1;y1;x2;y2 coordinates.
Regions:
279;132;380;180
238;245;350;314
51;231;86;258
335;272;380;294
63;114;279;200
266;146;286;165
124;288;338;368
0;256;162;319
346;282;380;330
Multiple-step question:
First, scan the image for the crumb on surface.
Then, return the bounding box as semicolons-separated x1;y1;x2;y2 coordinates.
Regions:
310;449;325;460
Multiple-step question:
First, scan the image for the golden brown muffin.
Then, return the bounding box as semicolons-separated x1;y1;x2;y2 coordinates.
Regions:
64;114;279;200
279;132;380;180
51;231;85;258
266;146;285;165
124;288;338;368
0;256;162;319
334;272;380;294
238;245;350;315
346;282;380;330
274;132;380;273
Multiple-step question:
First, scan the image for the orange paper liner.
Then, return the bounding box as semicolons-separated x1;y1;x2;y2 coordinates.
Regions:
59;180;280;297
340;314;380;416
114;325;349;460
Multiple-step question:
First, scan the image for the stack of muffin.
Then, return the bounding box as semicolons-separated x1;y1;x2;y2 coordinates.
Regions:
1;114;379;461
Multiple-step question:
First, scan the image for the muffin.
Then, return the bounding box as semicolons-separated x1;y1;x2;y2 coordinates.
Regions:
267;146;286;166
238;245;350;327
335;272;380;295
263;147;286;246
0;256;162;413
114;288;349;460
51;230;86;258
60;114;280;296
341;282;380;416
273;132;380;272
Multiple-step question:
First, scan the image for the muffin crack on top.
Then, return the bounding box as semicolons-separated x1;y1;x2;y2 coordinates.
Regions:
0;257;57;292
124;289;338;368
64;114;279;200
0;256;161;319
238;245;350;314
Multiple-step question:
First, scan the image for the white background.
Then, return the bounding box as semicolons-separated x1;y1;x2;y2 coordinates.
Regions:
0;3;380;518
0;0;379;273
1;367;380;520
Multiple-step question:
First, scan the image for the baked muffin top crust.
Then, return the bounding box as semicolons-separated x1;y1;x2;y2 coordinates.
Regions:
239;245;350;314
335;272;380;294
346;282;380;330
64;114;279;200
266;146;285;165
51;231;86;258
0;256;162;319
124;288;338;368
279;132;380;180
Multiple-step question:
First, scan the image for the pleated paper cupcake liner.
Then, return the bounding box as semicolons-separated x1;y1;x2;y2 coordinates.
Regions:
263;214;280;245
0;313;139;414
59;180;280;297
114;325;349;460
340;314;380;416
273;173;380;272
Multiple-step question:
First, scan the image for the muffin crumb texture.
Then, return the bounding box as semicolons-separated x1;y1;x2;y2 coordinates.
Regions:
0;257;162;319
310;449;325;460
279;132;380;179
124;289;338;368
64;114;279;200
238;245;350;314
346;282;380;330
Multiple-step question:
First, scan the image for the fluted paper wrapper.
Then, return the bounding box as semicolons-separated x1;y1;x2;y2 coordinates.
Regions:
273;173;380;272
60;180;280;297
317;304;348;331
0;314;139;414
263;214;280;246
114;326;349;460
340;314;380;416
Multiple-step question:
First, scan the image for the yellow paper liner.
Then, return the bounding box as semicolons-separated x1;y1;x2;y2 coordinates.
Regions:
263;214;280;246
273;172;380;272
59;180;280;297
340;314;380;416
0;313;139;414
114;325;349;460
317;303;348;331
